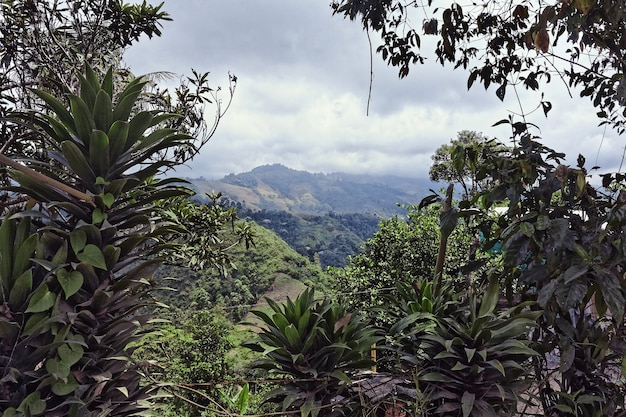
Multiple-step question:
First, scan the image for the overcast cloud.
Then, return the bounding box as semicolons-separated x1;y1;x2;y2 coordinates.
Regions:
124;0;622;180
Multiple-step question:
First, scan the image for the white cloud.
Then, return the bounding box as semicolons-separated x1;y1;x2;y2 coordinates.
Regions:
127;0;622;181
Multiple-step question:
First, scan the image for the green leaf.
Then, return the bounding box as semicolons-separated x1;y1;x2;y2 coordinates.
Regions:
101;67;114;97
101;193;115;208
123;110;152;151
57;269;83;298
107;120;129;162
8;269;32;309
236;383;249;415
58;343;84;366
461;391;475;417
93;90;112;131
112;78;148;123
52;240;68;265
33;89;75;129
76;244;107;270
69;95;95;142
70;229;87;253
61;140;96;186
478;277;499;317
16;391;46;415
45;357;71;379
26;283;56;313
12;233;37;279
89;130;111;177
52;375;79;396
92;208;107;225
284;324;301;349
519;221;535;237
536;213;550;230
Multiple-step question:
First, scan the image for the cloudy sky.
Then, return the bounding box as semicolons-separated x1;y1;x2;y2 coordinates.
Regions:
124;0;623;180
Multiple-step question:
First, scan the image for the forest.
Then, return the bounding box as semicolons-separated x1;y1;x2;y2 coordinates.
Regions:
1;1;626;417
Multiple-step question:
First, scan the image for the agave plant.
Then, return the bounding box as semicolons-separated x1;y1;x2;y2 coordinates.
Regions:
245;288;381;417
0;65;193;416
390;277;541;417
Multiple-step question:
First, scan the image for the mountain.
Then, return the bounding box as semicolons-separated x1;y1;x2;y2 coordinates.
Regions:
187;164;434;217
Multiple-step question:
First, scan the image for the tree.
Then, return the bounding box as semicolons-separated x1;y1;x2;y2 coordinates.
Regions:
135;309;233;417
429;130;506;200
331;0;626;132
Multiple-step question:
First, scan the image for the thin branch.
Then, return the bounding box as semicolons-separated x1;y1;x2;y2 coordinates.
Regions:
0;153;94;206
366;27;374;116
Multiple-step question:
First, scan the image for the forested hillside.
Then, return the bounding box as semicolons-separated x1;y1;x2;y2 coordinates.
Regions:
241;209;380;268
155;221;328;321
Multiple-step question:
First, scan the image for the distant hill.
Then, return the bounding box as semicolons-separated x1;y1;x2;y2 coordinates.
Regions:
187;164;434;217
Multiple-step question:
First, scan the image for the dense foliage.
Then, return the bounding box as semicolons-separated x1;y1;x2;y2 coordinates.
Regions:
331;0;626;131
0;65;199;415
0;1;236;210
245;288;380;417
329;204;479;328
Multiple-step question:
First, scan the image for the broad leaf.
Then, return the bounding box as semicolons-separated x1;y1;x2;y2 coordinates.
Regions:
76;244;108;270
57;269;83;298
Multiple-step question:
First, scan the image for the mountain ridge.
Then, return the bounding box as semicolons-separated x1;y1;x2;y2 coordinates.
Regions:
187;163;434;217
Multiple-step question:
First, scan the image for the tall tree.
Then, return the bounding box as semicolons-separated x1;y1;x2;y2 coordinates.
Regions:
430;130;508;200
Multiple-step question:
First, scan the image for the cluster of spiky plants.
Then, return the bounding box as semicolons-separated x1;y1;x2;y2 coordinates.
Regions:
246;288;381;417
0;65;193;416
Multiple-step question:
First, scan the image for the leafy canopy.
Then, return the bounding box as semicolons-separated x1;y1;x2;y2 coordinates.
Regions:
332;0;626;132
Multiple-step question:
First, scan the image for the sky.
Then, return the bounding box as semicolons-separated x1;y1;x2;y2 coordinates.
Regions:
124;0;624;180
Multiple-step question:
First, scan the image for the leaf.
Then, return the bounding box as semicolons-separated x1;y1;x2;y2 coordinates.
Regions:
519;221;535;237
112;78;149;123
52;375;79;396
45;357;71;379
16;391;46;415
57;269;83;298
70;229;87;253
236;383;249;414
495;83;506;101
8;269;32;309
537;279;558;308
69;95;95;142
461;391;475;417
479;277;499;317
440;208;458;238
101;193;115;208
26;283;56;313
563;264;588;284
536;213;550;230
93;90;112;131
12;233;37;279
92;208;107;225
89;130;111;177
61;141;96;186
58;343;84;366
76;244;108;270
108;120;129;162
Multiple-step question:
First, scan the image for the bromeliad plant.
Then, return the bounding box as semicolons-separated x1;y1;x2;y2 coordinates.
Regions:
390;277;540;417
0;65;195;416
245;288;381;417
